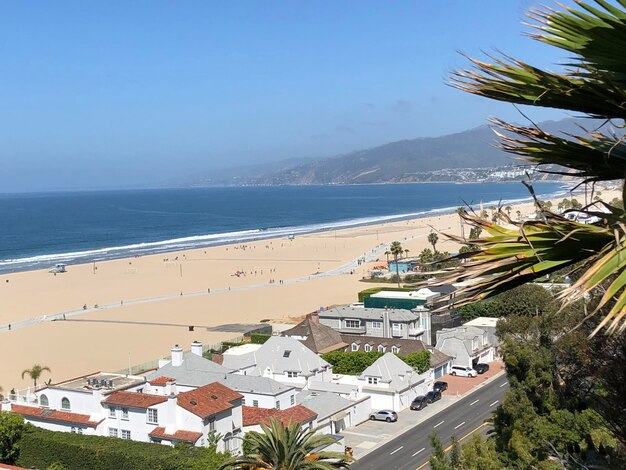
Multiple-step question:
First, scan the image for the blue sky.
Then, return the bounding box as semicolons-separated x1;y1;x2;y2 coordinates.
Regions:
0;1;573;192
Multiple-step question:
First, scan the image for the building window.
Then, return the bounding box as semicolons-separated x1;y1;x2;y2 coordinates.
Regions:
209;420;215;432
290;395;295;405
241;397;246;405
392;323;402;330
351;343;359;352
147;408;158;424
345;320;360;329
39;394;49;408
252;400;259;407
377;345;385;353
70;427;76;434
121;408;129;420
276;401;280;410
61;397;71;410
286;371;298;378
109;407;116;418
364;344;372;352
77;428;83;435
121;430;131;440
391;346;399;354
367;377;379;385
108;428;118;437
372;321;382;329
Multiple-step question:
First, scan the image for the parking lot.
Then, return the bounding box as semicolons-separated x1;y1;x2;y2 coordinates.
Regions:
441;359;505;396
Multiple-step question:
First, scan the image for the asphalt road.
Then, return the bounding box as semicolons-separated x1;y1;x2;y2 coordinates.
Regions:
351;377;510;470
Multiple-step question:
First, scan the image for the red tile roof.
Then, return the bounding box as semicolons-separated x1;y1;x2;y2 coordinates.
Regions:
102;391;168;408
242;405;317;427
0;464;29;470
177;382;243;419
11;404;103;428
149;426;202;444
149;376;175;386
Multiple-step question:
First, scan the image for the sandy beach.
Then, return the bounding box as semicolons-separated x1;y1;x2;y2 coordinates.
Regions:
1;190;618;392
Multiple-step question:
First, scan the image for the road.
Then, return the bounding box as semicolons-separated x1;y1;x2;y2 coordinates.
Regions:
351;377;510;470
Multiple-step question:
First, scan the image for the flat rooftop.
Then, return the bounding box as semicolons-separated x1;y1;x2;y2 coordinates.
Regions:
51;372;145;395
464;317;499;328
370;288;440;300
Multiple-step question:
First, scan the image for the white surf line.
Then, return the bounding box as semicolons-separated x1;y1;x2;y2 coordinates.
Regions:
390;446;403;455
433;420;445;428
469;399;479;406
489;400;499;407
412;448;426;457
499;382;508;388
454;421;466;430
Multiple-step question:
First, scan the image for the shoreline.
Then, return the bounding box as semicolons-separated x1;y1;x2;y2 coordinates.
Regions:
1;182;566;275
1;187;616;391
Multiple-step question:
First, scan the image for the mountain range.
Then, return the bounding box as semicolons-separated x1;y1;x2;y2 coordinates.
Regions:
171;118;605;187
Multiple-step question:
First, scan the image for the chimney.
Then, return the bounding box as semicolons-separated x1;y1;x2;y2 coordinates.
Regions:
165;379;177;397
171;344;183;367
191;341;203;357
310;313;320;324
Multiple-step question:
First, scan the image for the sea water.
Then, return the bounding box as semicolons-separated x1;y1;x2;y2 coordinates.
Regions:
0;182;563;274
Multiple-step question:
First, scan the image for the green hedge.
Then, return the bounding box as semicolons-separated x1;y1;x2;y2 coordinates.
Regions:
250;333;271;344
357;286;412;302
16;426;229;470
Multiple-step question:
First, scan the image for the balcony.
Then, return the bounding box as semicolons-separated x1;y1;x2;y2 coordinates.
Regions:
408;327;425;337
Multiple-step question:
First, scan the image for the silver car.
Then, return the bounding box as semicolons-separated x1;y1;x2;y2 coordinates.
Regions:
369;409;398;422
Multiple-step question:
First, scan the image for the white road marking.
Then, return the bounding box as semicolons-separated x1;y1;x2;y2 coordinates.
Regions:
454;421;466;430
412;448;426;457
489;400;499;406
469;399;479;406
434;420;445;428
499;382;508;388
390;446;403;455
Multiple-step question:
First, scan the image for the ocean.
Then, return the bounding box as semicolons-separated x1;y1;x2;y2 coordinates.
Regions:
0;182;563;274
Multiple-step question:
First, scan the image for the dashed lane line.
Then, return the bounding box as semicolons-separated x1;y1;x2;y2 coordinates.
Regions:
454;421;466;430
433;420;445;428
390;446;403;455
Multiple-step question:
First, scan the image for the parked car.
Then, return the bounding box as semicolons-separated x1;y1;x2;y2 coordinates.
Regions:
425;390;442;403
450;365;478;377
369;410;398;422
433;381;448;392
410;396;428;411
475;363;490;374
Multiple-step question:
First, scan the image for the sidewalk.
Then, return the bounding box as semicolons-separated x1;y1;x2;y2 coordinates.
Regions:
340;363;506;459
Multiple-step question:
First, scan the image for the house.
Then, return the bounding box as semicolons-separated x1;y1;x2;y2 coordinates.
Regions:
340;336;452;379
436;325;495;368
354;353;430;411
463;317;499;351
296;390;370;434
221;337;333;389
364;288;439;309
2;371;244;453
281;316;348;354
319;306;430;343
145;343;299;411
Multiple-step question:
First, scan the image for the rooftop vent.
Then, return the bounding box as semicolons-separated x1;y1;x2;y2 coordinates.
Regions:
211;394;218;400
190;400;197;406
283;350;291;358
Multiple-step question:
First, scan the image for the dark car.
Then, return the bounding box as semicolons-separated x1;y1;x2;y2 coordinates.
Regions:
475;363;490;374
433;381;448;392
410;396;428;411
425;390;442;403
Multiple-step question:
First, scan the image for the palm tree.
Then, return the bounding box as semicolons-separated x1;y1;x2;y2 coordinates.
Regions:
404;248;410;259
384;250;391;264
428;0;626;335
505;206;512;217
427;232;439;253
22;364;51;387
390;241;404;287
219;417;352;470
456;207;466;240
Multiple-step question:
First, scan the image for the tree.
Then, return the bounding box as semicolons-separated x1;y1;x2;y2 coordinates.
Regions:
384;250;391;263
427;232;439;253
219;417;352;470
456;207;466;240
389;241;404;288
21;364;51;387
401;351;431;374
0;412;25;465
505;206;512;217
427;0;626;335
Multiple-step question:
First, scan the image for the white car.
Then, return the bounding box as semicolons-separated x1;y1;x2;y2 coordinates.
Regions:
450;365;477;377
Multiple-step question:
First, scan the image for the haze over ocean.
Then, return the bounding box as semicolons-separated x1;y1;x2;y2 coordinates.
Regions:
0;182;561;274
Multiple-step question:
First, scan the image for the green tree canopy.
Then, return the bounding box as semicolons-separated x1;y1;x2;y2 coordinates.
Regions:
0;412;25;465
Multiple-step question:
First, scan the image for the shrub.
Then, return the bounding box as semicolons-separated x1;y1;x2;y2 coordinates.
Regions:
16;426;229;470
250;333;271;345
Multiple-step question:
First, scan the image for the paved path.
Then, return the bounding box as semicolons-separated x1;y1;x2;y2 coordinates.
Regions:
1;229;430;334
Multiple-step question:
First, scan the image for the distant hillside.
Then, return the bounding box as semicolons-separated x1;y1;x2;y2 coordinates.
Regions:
171;118;609;186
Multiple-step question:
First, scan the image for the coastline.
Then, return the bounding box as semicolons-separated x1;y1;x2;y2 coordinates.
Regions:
0;188;615;392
